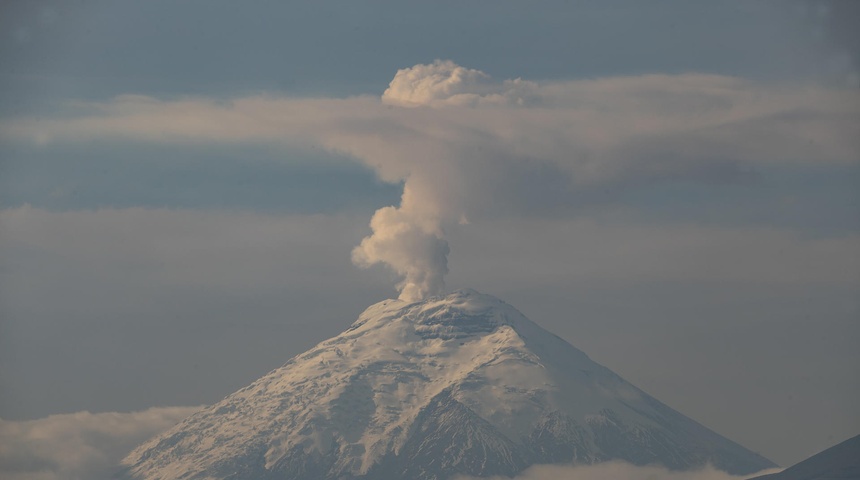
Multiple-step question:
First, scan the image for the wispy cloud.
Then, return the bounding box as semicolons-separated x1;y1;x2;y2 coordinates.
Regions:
4;68;855;172
0;407;201;480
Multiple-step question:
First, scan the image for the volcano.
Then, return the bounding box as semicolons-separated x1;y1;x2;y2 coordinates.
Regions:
118;289;775;479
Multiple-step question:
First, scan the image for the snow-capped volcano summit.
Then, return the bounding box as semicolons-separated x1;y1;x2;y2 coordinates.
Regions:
118;290;775;480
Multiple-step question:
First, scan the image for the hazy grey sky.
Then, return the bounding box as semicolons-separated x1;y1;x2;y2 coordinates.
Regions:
0;1;858;477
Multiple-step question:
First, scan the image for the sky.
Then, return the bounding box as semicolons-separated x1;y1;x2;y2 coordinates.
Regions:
0;1;859;479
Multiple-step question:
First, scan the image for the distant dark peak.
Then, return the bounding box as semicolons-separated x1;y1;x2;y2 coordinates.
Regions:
749;434;860;480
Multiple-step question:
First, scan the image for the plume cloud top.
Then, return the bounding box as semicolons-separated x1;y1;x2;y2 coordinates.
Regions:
382;59;536;108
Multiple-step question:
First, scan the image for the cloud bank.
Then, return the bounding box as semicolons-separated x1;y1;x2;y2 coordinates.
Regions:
2;61;857;300
453;461;782;480
0;406;200;480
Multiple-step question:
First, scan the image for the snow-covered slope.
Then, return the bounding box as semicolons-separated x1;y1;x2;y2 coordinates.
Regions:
118;289;775;480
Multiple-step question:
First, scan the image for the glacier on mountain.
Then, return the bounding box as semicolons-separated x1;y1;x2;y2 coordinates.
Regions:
117;289;775;480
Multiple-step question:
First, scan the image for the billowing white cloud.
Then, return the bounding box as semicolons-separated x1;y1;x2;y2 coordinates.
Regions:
0;406;200;480
2;62;857;299
382;59;537;107
453;461;783;480
351;187;450;301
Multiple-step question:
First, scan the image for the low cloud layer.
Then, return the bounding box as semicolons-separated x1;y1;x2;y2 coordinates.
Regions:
454;461;782;480
0;406;200;480
2;62;857;299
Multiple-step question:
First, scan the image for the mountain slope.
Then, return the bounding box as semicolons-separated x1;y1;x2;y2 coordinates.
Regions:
749;434;860;480
118;289;775;480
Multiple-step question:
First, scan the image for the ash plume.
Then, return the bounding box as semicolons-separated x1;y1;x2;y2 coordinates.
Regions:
351;184;450;302
350;60;538;300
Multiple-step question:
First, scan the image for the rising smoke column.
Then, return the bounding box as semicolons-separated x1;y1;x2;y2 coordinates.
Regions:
349;60;534;302
351;184;449;302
